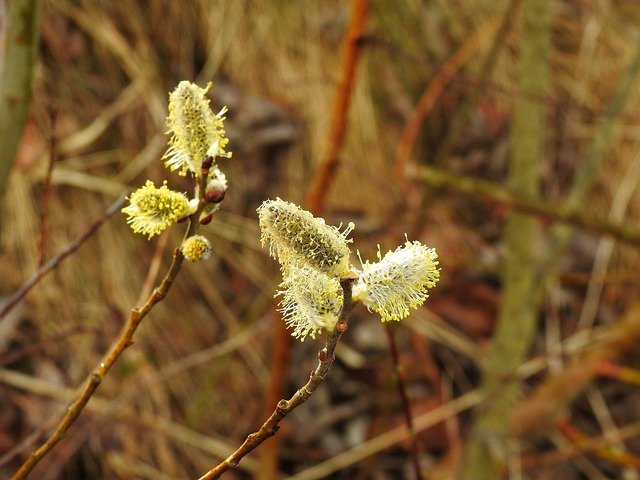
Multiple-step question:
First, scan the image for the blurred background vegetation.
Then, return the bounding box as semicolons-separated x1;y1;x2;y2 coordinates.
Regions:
3;0;640;478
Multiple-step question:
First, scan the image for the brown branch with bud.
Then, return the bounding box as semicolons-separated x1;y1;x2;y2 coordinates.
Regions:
12;173;210;480
198;278;357;480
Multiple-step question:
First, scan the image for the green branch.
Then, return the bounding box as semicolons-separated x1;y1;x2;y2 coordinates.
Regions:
0;0;42;199
409;165;640;247
460;0;552;476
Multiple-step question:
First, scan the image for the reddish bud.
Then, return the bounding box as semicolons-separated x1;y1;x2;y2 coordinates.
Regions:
201;156;214;175
317;349;327;362
205;189;226;204
199;213;214;225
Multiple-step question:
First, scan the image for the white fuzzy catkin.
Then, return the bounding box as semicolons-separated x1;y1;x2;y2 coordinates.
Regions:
278;264;343;341
353;240;440;322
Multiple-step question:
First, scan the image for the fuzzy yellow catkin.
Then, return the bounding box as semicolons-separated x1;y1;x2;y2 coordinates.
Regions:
121;180;192;239
163;81;231;176
181;235;212;261
352;240;440;322
278;264;343;341
257;198;354;278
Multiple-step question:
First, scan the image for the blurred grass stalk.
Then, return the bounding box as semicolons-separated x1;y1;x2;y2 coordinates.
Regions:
0;0;42;199
460;0;640;476
459;0;553;477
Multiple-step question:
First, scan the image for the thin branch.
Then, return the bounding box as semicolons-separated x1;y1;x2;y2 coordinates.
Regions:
0;195;126;321
306;0;369;215
409;164;640;247
12;175;209;479
519;419;640;472
257;315;292;479
37;112;57;267
510;303;640;439
384;324;423;480
198;279;357;480
259;3;370;474
11;245;183;479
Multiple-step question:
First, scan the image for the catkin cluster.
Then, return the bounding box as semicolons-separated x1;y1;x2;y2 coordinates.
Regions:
121;81;232;261
258;199;354;341
258;199;440;341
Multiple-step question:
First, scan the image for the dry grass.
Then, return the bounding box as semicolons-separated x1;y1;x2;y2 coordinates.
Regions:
3;0;640;478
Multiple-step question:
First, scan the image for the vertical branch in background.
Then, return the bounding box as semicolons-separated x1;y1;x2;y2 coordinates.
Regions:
259;1;369;478
460;0;552;478
0;0;42;200
37;114;57;267
384;324;424;480
509;40;640;439
306;0;369;216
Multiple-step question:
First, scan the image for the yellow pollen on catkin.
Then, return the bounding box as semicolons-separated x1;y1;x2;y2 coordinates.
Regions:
278;264;342;341
181;235;213;261
121;180;190;239
257;198;353;278
163;81;231;176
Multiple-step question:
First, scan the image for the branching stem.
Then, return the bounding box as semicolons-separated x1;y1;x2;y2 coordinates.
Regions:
12;175;209;479
1;195;126;321
198;278;357;480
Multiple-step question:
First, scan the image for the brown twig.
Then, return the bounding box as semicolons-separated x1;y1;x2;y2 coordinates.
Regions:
198;279;357;480
37;112;57;267
0;194;126;321
259;3;370;475
11;250;184;478
258;317;293;479
597;361;640;387
12;175;209;479
556;420;640;469
306;0;369;216
519;419;640;472
384;324;424;480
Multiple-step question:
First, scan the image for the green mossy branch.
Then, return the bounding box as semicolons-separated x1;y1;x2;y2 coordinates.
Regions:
460;0;553;477
0;0;42;199
409;165;640;248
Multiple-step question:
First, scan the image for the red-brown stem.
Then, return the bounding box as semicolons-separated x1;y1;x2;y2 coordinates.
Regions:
384;324;423;480
258;317;293;478
257;4;370;475
306;0;369;216
198;279;356;480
